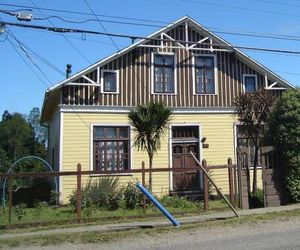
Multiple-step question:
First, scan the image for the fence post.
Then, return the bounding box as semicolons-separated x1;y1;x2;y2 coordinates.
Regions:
202;159;209;210
76;163;82;223
142;161;146;212
8;176;13;224
228;158;235;207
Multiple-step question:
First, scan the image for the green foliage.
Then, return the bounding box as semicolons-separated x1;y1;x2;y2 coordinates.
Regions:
69;177;122;210
0;109;47;173
159;195;198;209
234;90;276;194
249;189;264;208
49;190;60;206
121;181;143;209
266;89;300;202
14;203;27;222
128;102;172;189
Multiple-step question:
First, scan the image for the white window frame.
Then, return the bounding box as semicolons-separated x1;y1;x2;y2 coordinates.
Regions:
90;123;133;175
243;74;258;93
192;54;218;95
151;52;177;95
100;69;119;94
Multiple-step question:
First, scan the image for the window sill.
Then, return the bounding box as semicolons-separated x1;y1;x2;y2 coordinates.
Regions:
101;92;119;95
151;93;177;96
193;93;217;96
89;173;133;177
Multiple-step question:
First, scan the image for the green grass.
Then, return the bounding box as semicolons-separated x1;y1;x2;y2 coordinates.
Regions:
0;208;299;249
0;199;229;230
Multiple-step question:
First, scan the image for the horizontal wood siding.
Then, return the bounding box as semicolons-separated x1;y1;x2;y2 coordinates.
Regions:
60;26;276;108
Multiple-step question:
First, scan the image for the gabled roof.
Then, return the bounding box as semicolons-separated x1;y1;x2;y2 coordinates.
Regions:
46;15;295;92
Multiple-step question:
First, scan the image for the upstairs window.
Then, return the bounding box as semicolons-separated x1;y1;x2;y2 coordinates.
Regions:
243;74;257;93
194;56;216;94
93;126;130;172
101;70;119;94
153;54;175;94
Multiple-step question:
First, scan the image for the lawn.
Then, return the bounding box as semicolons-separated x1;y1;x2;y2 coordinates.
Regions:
0;199;229;229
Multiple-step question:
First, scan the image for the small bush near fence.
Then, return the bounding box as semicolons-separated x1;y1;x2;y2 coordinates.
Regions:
69;178;144;210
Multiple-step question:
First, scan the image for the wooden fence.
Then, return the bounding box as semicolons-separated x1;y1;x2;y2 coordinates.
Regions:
0;158;237;224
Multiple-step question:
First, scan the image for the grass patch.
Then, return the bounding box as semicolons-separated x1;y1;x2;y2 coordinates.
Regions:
0;199;229;231
0;208;299;248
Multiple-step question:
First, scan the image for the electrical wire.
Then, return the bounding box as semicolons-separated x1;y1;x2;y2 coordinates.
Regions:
29;0;91;64
2;20;300;56
83;0;120;51
7;36;50;88
0;3;166;24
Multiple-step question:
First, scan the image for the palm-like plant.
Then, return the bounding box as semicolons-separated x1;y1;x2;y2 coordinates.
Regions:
234;89;275;194
128;102;172;190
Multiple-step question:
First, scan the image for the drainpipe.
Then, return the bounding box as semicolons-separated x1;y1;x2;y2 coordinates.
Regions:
66;64;72;79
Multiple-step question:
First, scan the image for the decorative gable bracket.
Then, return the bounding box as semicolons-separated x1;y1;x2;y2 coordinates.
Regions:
264;74;287;90
139;21;231;53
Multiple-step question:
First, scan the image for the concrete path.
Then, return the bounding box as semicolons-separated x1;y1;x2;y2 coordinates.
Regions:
0;203;299;239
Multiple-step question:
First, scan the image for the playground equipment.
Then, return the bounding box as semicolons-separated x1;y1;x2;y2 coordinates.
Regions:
136;183;180;227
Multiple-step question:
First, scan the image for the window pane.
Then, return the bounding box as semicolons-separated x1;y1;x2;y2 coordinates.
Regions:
154;54;174;94
196;57;214;67
103;71;117;92
245;76;256;92
94;127;105;139
106;128;117;138
119;128;129;138
93;127;130;171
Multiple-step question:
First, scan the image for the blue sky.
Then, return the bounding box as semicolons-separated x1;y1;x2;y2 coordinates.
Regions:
1;0;300;116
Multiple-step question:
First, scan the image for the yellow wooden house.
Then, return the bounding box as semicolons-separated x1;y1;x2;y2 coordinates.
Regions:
41;16;294;202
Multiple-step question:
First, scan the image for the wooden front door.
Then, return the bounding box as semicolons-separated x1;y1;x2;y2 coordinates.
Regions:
172;143;200;191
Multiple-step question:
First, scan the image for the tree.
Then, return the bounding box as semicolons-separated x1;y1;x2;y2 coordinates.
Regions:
234;89;276;194
27;107;48;145
128;102;172;190
266;89;300;202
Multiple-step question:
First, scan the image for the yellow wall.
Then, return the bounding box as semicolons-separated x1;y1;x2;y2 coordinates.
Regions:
59;111;260;202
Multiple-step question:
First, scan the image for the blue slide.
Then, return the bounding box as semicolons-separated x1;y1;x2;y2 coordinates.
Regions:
136;183;180;227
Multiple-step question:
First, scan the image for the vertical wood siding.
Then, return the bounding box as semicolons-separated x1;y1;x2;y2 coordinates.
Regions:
61;25;280;108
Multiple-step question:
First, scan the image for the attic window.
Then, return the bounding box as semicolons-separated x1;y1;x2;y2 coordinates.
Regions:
101;70;119;94
243;74;257;93
193;55;217;95
152;53;176;94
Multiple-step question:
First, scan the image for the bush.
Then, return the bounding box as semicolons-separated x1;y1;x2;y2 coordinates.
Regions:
121;181;144;209
160;195;198;209
69;177;122;210
249;189;264;208
266;89;300;202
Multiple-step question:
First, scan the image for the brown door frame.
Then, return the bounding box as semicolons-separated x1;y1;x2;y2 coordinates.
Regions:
169;124;203;192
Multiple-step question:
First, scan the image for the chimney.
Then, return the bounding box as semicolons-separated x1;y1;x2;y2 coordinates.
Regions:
66;64;72;79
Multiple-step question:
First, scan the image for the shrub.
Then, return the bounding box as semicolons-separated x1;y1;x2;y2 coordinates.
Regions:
160;195;198;209
69;177;122;210
249;188;264;208
266;89;300;202
14;203;27;222
121;181;144;209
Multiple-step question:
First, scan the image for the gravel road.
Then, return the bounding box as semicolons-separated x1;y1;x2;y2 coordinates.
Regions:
11;216;300;250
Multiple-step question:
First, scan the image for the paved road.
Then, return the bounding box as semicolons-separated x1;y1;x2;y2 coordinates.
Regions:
12;215;300;250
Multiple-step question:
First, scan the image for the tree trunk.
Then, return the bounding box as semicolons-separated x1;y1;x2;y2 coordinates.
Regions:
149;154;153;191
252;144;260;194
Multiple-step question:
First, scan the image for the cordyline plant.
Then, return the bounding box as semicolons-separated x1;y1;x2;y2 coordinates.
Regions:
234;89;276;194
128;102;172;191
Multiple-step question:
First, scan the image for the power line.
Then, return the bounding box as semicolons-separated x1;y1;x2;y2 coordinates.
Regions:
29;0;91;64
83;0;120;51
0;3;166;24
8;31;53;84
7;36;50;88
180;0;300;19
2;20;300;56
